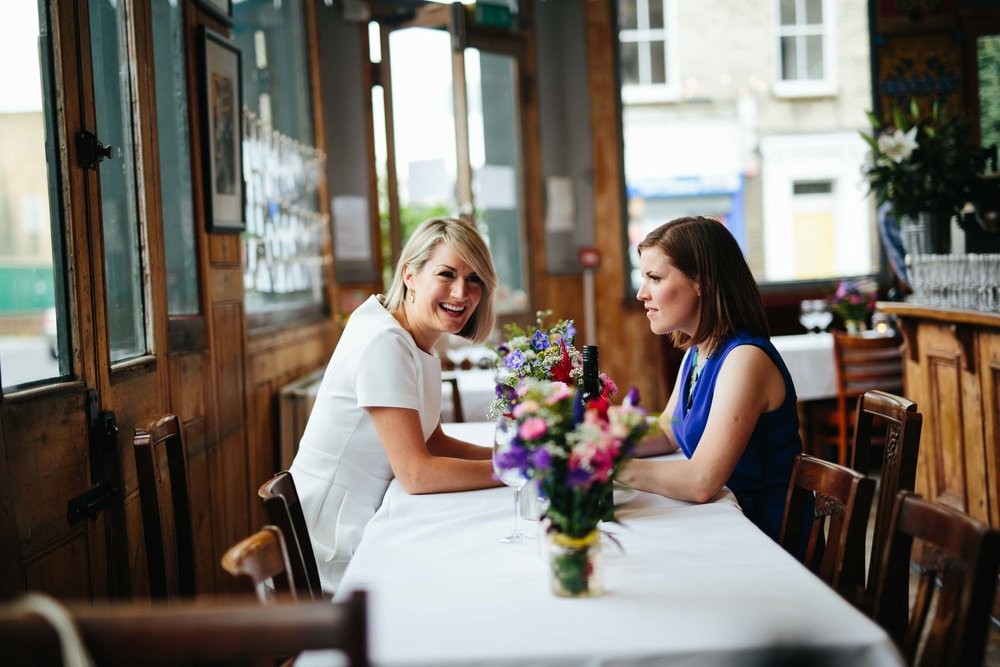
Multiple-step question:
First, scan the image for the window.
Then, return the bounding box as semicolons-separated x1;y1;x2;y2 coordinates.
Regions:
773;0;837;97
619;1;876;294
618;0;679;103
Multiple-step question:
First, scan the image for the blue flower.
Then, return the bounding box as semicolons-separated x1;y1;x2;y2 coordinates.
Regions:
565;323;576;341
495;442;529;473
504;349;525;370
531;330;550;351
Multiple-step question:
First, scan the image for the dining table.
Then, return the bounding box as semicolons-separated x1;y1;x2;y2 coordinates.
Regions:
441;334;837;424
297;421;902;667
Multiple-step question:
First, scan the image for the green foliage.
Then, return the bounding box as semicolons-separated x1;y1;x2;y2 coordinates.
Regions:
861;99;979;221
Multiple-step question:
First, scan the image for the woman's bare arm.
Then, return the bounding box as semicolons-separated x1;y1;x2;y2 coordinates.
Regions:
618;345;784;502
368;407;500;494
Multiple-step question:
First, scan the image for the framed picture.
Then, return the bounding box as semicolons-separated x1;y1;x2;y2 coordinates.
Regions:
195;0;233;26
199;27;244;233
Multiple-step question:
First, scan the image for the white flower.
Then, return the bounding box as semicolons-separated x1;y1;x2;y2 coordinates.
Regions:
877;126;918;164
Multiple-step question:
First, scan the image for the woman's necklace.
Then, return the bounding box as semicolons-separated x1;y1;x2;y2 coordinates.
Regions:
686;347;705;410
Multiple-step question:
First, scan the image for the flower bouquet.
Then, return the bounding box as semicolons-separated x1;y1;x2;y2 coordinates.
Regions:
493;379;648;596
830;277;877;332
489;311;615;421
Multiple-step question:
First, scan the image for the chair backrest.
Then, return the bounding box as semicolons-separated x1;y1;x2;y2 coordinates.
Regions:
259;471;324;599
133;414;195;599
779;454;875;601
0;593;369;667
872;492;1000;667
830;332;904;465
848;390;922;613
220;525;298;603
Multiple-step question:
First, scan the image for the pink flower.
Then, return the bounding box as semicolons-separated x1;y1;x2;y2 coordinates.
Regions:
519;417;549;440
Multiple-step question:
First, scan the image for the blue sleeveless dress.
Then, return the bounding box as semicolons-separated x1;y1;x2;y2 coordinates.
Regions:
671;330;809;547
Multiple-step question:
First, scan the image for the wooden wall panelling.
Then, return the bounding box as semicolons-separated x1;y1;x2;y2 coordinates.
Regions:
211;301;249;594
980;331;1000;526
584;0;666;411
919;323;983;517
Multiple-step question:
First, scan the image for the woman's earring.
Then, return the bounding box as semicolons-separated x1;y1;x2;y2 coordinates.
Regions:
409;290;415;303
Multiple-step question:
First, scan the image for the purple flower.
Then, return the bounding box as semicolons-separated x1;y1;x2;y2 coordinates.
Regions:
495;383;517;402
531;330;550;351
495;442;529;472
529;448;551;471
497;343;510;356
565;323;576;341
624;385;640;407
566;467;592;489
504;349;525;370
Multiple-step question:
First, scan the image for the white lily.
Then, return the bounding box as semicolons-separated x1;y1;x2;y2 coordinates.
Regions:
877;126;919;164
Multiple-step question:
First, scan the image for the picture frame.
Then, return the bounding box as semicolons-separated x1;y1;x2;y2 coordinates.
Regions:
195;0;233;26
198;27;244;233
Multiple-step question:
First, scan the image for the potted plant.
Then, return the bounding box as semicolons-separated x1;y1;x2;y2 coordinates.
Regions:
861;99;979;255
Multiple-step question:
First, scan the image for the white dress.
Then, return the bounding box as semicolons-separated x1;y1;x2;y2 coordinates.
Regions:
290;295;441;591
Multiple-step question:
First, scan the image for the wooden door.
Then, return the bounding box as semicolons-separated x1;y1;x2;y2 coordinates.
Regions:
0;0;167;599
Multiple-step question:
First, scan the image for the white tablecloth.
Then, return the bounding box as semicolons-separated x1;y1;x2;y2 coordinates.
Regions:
441;335;836;425
772;333;837;401
299;423;901;667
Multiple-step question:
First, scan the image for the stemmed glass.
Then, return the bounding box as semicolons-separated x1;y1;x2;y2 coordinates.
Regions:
493;420;527;544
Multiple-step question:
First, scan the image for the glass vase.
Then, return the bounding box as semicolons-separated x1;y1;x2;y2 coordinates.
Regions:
547;531;603;597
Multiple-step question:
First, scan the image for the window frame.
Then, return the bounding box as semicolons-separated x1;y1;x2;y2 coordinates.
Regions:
772;0;838;98
619;0;680;104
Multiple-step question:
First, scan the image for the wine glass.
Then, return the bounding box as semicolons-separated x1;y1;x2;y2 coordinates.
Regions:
493;420;528;544
798;300;821;333
814;301;834;332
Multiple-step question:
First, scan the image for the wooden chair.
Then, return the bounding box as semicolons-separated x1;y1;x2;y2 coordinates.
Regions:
0;592;369;667
807;333;904;466
779;454;875;602
259;471;325;599
221;525;298;603
849;390;922;613
871;492;1000;667
442;372;465;422
133;414;195;598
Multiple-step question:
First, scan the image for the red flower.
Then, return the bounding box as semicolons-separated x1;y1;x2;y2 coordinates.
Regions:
549;341;574;383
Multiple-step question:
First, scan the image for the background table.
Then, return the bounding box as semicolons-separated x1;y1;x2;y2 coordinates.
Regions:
299;423;901;667
771;332;836;401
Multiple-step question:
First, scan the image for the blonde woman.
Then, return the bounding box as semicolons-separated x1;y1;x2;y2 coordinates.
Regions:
291;217;501;591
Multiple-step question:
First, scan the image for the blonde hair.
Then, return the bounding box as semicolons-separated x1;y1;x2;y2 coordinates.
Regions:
382;217;497;343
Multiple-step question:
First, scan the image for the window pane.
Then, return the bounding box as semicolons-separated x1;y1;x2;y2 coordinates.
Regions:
648;0;664;30
619;5;876;291
781;36;798;80
805;34;824;79
779;0;796;25
620;41;640;86
235;0;325;318
0;2;68;390
618;0;638;31
234;0;313;143
467;50;528;314
649;40;666;85
89;0;145;362
389;26;458;235
804;0;823;24
151;0;198;315
979;35;1000;153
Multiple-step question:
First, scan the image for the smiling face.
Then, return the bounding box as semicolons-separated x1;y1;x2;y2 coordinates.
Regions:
402;242;483;352
636;246;701;337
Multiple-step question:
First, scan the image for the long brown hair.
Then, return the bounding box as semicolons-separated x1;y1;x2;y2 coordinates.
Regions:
638;216;768;351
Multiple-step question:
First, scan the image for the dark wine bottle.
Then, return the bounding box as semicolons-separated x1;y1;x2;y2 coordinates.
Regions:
581;345;614;520
580;345;602;405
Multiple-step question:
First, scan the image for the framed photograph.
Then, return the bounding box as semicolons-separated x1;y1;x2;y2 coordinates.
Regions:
195;0;233;26
199;27;244;233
